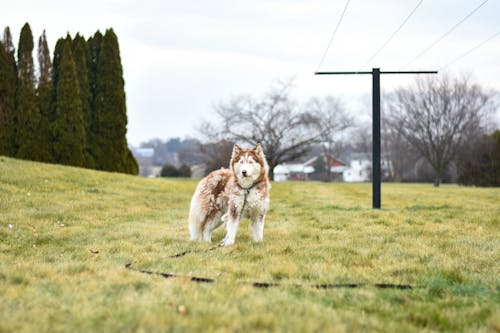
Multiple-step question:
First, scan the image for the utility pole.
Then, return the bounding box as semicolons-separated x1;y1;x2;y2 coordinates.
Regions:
315;68;437;209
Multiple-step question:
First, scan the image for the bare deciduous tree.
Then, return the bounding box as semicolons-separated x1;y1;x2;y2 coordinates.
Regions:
199;80;319;180
386;74;496;186
197;139;235;175
305;96;353;181
382;118;420;181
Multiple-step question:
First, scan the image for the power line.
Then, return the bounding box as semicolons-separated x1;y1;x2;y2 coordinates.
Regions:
400;0;489;70
315;0;351;72
442;30;500;69
358;0;424;71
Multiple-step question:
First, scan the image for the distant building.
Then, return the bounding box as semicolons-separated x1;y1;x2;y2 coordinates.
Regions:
342;153;392;182
343;155;371;182
274;163;314;181
273;152;397;182
273;154;347;181
304;155;347;181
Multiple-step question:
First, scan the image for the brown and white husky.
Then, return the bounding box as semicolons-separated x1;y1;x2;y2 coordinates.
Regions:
188;144;270;246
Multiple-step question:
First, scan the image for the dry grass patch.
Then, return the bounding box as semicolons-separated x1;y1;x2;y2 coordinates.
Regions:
1;156;499;332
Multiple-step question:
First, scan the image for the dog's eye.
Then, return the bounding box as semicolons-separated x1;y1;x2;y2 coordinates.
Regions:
248;160;254;164
239;160;244;164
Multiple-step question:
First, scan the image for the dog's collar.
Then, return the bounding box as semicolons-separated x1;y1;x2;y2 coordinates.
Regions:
239;181;260;215
240;181;260;194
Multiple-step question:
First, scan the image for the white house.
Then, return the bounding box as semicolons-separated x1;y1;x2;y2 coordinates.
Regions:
273;163;314;181
343;157;371;182
273;153;392;182
273;154;346;181
342;154;392;182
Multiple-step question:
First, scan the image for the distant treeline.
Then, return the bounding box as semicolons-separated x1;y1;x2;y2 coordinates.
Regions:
0;23;137;174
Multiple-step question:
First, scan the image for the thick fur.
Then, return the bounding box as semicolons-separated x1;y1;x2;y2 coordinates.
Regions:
188;144;270;246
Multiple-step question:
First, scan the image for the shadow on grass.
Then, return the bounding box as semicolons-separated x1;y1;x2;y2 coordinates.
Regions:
407;204;452;211
320;205;364;211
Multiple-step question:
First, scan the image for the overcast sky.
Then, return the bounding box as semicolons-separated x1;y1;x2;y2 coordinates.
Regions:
2;0;499;146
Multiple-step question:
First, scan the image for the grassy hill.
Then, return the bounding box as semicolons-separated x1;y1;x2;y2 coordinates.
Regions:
1;156;499;332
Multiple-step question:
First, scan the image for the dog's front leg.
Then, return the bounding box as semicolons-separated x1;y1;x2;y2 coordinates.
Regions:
220;203;241;246
251;213;265;242
221;218;240;246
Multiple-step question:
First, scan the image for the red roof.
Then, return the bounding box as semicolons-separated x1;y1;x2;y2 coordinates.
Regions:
305;155;346;167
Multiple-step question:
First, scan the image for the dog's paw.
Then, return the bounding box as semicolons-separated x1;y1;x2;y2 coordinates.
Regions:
220;237;234;247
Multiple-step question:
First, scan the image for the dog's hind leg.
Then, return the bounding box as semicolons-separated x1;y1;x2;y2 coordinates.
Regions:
201;216;224;242
201;217;214;242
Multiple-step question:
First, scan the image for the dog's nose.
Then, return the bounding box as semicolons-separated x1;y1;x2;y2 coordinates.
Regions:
242;170;248;177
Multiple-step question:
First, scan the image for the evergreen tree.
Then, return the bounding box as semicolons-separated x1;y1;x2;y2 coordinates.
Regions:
87;31;102;168
0;27;17;156
126;148;139;174
87;31;102;111
51;38;64;94
15;23;43;161
2;27;15;54
457;131;500;186
72;34;95;168
36;29;54;162
51;37;86;167
93;28;137;174
51;37;67;122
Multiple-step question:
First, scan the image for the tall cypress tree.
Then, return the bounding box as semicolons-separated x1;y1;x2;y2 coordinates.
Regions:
93;28;137;174
87;31;102;168
51;37;86;167
36;29;54;162
15;23;43;161
50;37;65;126
0;27;17;156
87;31;102;113
126;148;139;174
72;34;94;168
51;38;64;94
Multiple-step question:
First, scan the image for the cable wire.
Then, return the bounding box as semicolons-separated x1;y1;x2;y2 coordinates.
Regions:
315;0;351;72
358;0;424;71
400;0;489;69
442;30;500;69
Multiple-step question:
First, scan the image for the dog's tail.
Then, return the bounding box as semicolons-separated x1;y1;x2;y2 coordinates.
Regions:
188;197;203;241
188;218;202;241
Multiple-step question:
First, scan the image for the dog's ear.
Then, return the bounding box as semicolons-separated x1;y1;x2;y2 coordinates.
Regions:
254;143;263;156
254;143;269;174
232;144;242;157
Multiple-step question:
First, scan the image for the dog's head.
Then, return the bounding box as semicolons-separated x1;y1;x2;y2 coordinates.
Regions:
230;144;268;188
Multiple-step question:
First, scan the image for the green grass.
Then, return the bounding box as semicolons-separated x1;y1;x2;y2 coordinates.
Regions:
1;156;499;332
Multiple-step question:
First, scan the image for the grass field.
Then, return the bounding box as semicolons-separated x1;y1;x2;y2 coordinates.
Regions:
1;156;499;332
